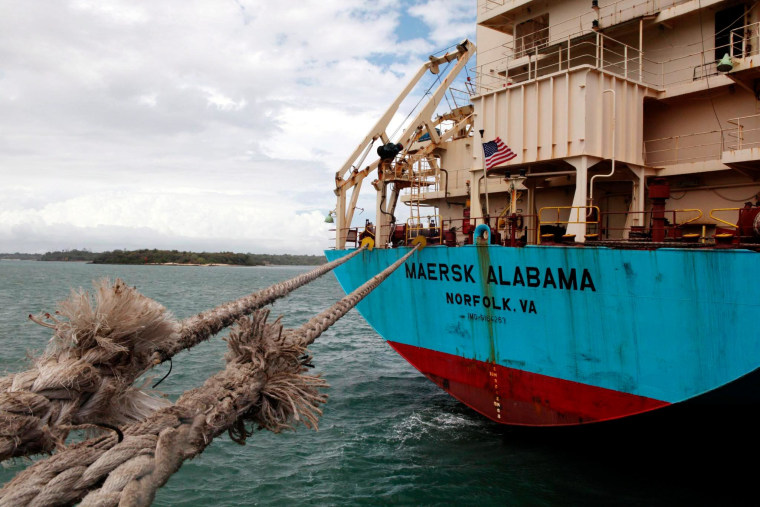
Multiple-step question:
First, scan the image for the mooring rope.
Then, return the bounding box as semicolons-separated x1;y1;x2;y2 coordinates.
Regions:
292;245;419;347
0;247;364;462
154;246;367;362
0;309;316;507
0;245;418;507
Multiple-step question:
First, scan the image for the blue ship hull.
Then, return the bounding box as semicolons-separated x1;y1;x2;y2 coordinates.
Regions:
325;245;760;426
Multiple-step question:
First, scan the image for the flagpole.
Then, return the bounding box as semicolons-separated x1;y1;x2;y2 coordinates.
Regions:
479;129;490;226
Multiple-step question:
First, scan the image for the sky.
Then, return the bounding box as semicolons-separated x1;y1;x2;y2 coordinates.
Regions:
0;0;475;255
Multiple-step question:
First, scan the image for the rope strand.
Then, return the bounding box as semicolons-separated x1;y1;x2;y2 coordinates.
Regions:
0;248;364;462
0;245;418;507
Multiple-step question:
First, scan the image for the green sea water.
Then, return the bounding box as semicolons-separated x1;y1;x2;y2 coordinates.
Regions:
0;260;755;506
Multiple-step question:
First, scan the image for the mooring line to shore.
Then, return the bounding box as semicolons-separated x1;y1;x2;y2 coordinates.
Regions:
0;247;366;462
153;245;369;362
0;245;418;507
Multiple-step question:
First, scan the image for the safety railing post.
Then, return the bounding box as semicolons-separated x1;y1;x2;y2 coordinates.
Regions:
674;135;679;164
660;61;664;87
700;44;705;80
596;32;600;68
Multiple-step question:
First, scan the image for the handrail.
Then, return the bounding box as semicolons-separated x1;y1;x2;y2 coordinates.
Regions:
474;29;643;93
479;0;505;15
496;205;512;234
330;227;360;248
675;208;703;226
473;19;760;94
727;113;760;124
709;208;741;229
478;0;684;56
730;21;760;59
538;206;600;226
725;113;760;151
645;129;723;144
538;206;600;244
643;130;723;166
406;214;443;244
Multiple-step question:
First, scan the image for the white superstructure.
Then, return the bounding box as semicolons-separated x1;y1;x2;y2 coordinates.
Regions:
334;0;760;248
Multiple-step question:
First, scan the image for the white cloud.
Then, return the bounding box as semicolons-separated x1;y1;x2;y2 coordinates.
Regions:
0;0;475;254
408;0;476;46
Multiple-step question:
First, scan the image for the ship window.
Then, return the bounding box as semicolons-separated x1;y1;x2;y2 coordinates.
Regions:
515;14;549;58
715;4;745;60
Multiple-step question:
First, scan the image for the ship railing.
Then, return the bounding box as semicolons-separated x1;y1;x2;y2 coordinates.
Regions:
406;215;443;245
643;130;723;166
383;158;438;185
598;209;703;241
537;206;600;244
691;60;719;81
724;113;760;151
474;0;681;92
440;216;469;246
478;0;683;58
709;208;741;229
440;214;538;247
328;227;360;249
478;0;506;16
494;207;516;237
474;30;644;93
414;158;441;197
730;21;760;60
495;212;537;246
595;0;683;27
474;20;760;94
708;207;760;243
640;23;758;88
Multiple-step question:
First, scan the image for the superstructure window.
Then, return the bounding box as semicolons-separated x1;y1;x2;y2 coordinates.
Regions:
715;4;745;60
515;14;549;58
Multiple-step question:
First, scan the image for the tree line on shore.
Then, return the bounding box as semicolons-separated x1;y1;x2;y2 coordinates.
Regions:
1;249;325;266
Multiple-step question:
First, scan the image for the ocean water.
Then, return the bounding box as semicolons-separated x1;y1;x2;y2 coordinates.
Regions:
0;260;756;506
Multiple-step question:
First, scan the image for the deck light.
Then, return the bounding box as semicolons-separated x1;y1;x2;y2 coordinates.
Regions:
717;53;733;73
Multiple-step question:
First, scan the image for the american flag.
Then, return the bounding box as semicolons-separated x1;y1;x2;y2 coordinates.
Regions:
482;137;516;171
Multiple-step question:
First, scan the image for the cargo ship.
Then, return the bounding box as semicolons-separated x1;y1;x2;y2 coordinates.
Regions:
326;0;760;426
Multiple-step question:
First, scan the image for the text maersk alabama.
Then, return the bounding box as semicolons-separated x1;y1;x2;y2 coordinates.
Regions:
404;262;596;291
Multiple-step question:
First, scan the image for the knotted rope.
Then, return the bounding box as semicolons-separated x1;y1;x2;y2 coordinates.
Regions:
0;245;417;507
0;248;364;462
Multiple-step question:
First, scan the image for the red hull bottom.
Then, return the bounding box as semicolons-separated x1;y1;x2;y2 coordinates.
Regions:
388;342;669;426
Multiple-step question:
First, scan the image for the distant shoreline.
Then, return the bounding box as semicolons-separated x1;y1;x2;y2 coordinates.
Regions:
0;249;326;266
145;262;238;267
1;259;318;267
